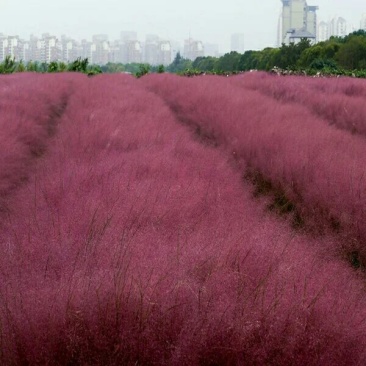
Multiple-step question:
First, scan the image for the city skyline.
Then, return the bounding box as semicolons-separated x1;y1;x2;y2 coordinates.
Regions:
0;0;365;53
1;11;365;67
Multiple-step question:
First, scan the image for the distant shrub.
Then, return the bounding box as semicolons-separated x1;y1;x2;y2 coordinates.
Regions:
309;58;338;70
135;63;150;78
68;57;89;73
0;55;16;74
47;61;59;72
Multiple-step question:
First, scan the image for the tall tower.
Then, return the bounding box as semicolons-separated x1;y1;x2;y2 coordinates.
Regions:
281;0;291;43
306;6;318;37
328;17;347;38
280;0;318;44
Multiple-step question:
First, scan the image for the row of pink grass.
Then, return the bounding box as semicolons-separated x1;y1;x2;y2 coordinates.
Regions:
0;73;76;213
142;73;366;256
235;72;366;136
1;74;366;364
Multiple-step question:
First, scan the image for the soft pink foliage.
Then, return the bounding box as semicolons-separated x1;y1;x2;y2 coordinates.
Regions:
0;73;78;212
235;72;366;136
143;73;366;252
1;73;366;364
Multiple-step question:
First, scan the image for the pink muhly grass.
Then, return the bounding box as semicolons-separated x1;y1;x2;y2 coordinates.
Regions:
142;73;366;261
234;72;366;136
1;74;366;364
0;73;79;213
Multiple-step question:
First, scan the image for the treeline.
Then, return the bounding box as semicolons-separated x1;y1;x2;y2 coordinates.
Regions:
167;29;366;77
0;56;102;75
0;55;162;77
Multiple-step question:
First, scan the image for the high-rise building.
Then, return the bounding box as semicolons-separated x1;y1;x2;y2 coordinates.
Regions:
306;5;318;36
80;39;96;63
183;38;204;60
127;41;142;63
24;34;61;63
92;34;110;65
60;35;81;63
144;40;158;65
157;41;171;65
41;34;61;63
0;35;27;61
318;21;328;42
170;40;182;61
145;34;160;65
277;13;283;46
0;34;8;61
26;35;41;62
108;40;122;63
118;31;138;63
280;0;318;44
329;17;347;38
230;33;244;53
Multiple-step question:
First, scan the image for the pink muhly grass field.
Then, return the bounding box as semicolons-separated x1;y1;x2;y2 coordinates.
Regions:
1;74;366;365
142;73;366;261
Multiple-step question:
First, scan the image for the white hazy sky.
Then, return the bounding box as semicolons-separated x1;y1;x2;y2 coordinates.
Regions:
0;0;365;53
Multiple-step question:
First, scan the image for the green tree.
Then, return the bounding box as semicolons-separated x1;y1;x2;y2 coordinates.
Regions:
167;52;192;73
123;63;142;74
48;61;59;72
58;62;68;72
298;45;323;67
68;57;89;73
323;42;341;59
215;51;241;72
15;60;26;72
343;29;366;43
256;47;279;70
192;56;217;72
101;62;126;73
336;36;366;69
135;64;150;78
0;56;16;74
171;52;182;68
309;58;337;70
26;61;39;72
275;39;312;69
238;50;257;71
39;62;48;72
87;64;102;76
